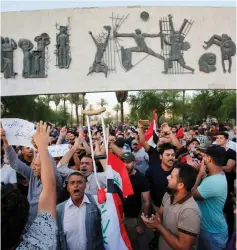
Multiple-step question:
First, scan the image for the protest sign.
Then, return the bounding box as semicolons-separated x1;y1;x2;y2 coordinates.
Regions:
1;118;35;148
48;144;70;158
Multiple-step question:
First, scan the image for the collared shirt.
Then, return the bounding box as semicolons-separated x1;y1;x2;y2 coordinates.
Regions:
64;195;90;250
159;192;201;250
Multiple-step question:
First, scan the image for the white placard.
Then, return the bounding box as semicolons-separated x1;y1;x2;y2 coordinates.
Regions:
48;144;70;158
1;118;35;148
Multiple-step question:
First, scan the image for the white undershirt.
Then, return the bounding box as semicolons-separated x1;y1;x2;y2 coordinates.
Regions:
0;164;17;186
63;195;90;250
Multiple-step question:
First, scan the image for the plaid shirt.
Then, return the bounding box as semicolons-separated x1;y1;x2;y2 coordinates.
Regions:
196;135;208;147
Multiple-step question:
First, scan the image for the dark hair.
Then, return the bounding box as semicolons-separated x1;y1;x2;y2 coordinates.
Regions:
67;171;86;182
81;155;92;160
198;128;205;135
1;184;29;249
186;138;200;147
217;132;229;140
209;155;225;167
174;163;198;192
68;157;75;168
159;143;176;155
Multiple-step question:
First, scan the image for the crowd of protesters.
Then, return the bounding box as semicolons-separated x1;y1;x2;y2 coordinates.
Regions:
1;116;236;250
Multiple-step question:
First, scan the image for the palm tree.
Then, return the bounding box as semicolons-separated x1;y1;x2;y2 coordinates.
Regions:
51;95;61;111
61;94;69;119
115;91;128;123
113;103;120;125
68;95;75;127
97;98;108;108
70;93;81;126
88;104;93;110
45;94;52;107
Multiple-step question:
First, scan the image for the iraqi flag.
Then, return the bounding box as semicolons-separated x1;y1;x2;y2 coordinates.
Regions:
144;109;158;148
97;153;134;250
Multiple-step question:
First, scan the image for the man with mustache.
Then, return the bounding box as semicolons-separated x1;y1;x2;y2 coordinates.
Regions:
56;172;104;250
57;153;106;195
141;163;201;250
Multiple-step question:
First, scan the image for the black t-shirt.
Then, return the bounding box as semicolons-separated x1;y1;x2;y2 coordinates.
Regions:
223;148;236;195
123;170;149;218
145;146;173;207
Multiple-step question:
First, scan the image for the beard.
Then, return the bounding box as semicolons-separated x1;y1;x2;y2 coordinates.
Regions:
167;186;177;196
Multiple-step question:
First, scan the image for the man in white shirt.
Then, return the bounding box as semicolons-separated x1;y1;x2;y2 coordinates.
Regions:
1;152;17;187
56;172;104;250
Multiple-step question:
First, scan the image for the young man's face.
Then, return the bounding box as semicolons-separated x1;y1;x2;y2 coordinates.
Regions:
123;160;135;175
216;135;228;147
167;168;179;192
132;143;139;152
160;149;175;168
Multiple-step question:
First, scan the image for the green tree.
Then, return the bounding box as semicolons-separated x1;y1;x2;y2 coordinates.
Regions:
51;94;61;111
113;103;120;125
116;91;128;123
219;91;236;122
97;98;108;107
70;93;81;126
128;91;181;124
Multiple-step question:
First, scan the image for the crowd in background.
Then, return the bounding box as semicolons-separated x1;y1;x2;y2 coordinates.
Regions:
1;116;236;250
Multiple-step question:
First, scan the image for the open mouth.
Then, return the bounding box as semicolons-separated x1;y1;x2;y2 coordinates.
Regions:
73;189;80;194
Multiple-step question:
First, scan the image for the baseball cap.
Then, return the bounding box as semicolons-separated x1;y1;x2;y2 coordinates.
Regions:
122;152;135;162
197;145;226;159
131;139;139;145
186;138;200;147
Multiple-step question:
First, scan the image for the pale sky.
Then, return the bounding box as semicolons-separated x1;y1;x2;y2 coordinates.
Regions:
1;0;235;115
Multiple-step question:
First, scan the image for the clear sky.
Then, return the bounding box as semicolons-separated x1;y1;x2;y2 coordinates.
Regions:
1;0;235;115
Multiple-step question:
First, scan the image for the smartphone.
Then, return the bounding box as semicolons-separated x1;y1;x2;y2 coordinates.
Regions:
139;120;150;126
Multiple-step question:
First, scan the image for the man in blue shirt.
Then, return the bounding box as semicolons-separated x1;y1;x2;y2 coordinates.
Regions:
192;145;228;250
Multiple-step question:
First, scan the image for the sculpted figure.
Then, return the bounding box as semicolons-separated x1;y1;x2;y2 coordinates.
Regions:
87;26;111;78
203;34;236;73
1;37;17;78
162;14;194;74
198;53;216;73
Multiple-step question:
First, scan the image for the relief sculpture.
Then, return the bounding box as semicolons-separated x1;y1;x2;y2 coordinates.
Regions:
18;33;50;78
203;34;236;73
1;37;17;79
87;26;111;78
55;18;71;69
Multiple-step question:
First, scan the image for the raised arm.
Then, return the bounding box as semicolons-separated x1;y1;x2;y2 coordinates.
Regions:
56;127;67;145
138;120;150;152
142;33;162;38
89;31;99;47
161;123;182;150
114;31;134;38
0;128;32;179
33;121;56;218
59;137;80;166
